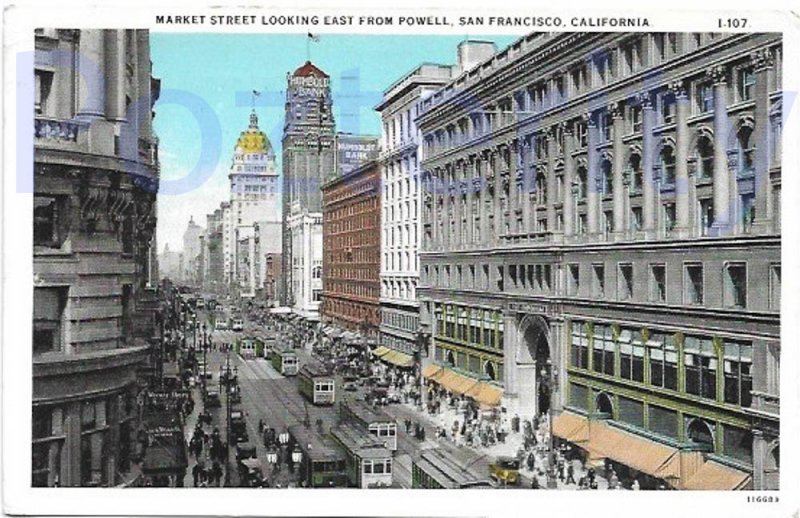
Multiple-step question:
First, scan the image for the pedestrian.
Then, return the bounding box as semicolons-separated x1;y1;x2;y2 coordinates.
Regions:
192;462;202;487
526;451;536;472
566;463;576;485
632;479;641;491
531;476;540;489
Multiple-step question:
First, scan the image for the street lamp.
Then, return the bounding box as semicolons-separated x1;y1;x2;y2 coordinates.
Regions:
541;360;558;489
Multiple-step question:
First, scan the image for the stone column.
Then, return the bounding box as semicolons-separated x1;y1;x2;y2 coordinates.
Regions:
521;139;532;234
546;127;558;234
429;172;438;251
493;149;503;244
502;311;518;408
611;103;625;239
442;166;451;250
673;79;691;237
77;29;106;118
62;403;81;486
587;112;599;237
479;156;489;245
752;48;775;234
465;157;475;246
104;30;126;121
708;64;731;235
641;94;657;237
135;30;152;137
563;123;576;238
453;161;463;250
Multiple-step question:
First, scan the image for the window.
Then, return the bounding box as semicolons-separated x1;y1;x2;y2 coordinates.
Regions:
618;329;645;383
653;33;666;62
684;263;704;305
631;207;643;232
592;263;605;298
662;203;676;234
723;340;753;407
601;160;613;196
618;263;633;301
576;167;587;200
630;105;643;134
695;82;714;114
649;405;679;439
737;127;756;177
34;69;54;116
34;196;66;248
629;154;643;192
740;193;755;233
723;262;747;308
769;263;781;310
697;136;714;180
496;266;504;292
699;198;714;236
570;321;589;369
567;264;580;296
684;336;718;400
649;332;678;390
737;67;756;102
661;147;676;185
33;288;67;355
723;425;753;465
592;324;615;376
648;264;666;302
618;397;644;428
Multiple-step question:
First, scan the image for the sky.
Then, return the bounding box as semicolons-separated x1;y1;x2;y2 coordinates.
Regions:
151;33;520;253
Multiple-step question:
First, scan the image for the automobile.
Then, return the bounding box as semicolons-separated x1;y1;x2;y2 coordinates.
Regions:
231;410;249;442
489;456;521;486
196;298;206;309
343;381;358;392
204;391;221;408
235;442;257;462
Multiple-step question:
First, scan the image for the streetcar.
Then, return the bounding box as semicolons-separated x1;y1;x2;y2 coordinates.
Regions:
288;425;348;488
270;349;298;376
298;363;336;405
339;397;398;451
330;423;393;488
412;445;494;489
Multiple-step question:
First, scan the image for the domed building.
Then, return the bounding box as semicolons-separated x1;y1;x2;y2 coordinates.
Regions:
223;109;282;299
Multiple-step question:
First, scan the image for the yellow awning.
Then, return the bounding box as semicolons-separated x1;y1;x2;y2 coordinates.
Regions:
552;412;590;443
372;346;390;357
465;382;503;407
683;460;751;490
435;368;478;395
382;349;414;368
422;364;443;379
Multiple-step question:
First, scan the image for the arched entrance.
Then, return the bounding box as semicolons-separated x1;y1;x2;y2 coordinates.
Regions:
517;315;552;418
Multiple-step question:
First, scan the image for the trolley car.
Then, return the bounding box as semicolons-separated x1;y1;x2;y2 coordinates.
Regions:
339;397;398;451
330;423;393;488
298;363;336;405
270;349;299;376
412;445;494;489
288;425;347;488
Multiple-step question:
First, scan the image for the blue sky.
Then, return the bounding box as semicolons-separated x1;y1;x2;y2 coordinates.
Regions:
151;33;519;252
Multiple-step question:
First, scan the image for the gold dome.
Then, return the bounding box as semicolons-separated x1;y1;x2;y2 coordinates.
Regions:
235;109;272;154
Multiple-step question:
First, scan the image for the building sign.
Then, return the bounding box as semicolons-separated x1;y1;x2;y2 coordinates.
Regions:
336;134;379;176
290;75;330;97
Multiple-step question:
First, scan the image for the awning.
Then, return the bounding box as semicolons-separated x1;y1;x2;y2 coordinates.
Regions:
435;368;479;395
382;349;414;368
552;412;590;443
422;364;443;380
465;382;503;407
372;346;391;357
683;460;751;490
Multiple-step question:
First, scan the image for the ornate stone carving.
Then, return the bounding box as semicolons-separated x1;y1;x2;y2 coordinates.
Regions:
705;64;727;85
687;157;698;177
750;48;775;71
668;79;688;98
726;149;739;171
608;102;623;119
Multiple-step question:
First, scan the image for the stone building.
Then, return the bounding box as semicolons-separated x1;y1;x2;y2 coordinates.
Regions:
321;160;382;336
181;216;203;287
417;32;781;489
33;29;161;487
281;61;335;320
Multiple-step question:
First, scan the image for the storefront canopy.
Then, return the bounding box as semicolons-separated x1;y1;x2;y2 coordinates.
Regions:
683;460;751;490
465;382;503;407
434;368;479;396
381;349;414;368
422;364;443;380
372;346;391;357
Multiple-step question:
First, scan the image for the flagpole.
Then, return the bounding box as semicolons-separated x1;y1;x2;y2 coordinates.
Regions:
306;36;310;62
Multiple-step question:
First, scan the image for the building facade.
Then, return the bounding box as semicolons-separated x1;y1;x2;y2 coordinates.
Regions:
181;216;203;287
376;63;459;359
417;32;781;489
281;61;335;319
203;206;225;293
33;28;160;487
321;160;382;335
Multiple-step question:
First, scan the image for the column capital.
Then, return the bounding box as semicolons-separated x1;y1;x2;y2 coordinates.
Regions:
608;101;624;120
669;79;688;99
750;47;775;71
583;112;597;128
559;120;573;136
705;64;728;86
635;92;655;110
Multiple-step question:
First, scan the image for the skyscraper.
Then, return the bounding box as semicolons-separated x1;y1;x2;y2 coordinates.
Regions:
281;61;336;320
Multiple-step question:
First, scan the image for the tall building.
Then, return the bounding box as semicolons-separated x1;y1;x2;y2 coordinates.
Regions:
417;32;781;490
376;62;461;365
321;160;382;336
181;216;204;287
226;109;281;298
33;29;160;487
281;61;335;320
158;243;182;281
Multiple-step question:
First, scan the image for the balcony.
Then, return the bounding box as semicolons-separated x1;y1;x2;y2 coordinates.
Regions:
34;116;88;146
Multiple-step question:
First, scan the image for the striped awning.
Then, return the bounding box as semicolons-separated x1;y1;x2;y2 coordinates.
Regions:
683;460;752;490
422;364;443;380
465;382;503;407
434;368;478;396
382;349;414;368
552;412;590;444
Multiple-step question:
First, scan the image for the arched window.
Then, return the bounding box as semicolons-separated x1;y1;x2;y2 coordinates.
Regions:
697;135;714;180
535;172;547;205
738;126;755;177
686;418;715;451
601;159;613;196
484;361;496;381
595;392;614;416
312;266;321;279
661;145;676;185
576;166;588;200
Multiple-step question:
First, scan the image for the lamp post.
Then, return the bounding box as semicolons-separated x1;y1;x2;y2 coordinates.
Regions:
201;323;208;395
541;359;558;489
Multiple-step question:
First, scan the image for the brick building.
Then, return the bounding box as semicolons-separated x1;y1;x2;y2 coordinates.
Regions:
321;160;382;336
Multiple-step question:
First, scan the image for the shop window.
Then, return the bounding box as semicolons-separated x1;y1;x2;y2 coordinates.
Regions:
569;383;588;410
683;336;718;400
723;262;747;308
648;332;678;390
723;425;754;465
592;324;615;376
683;262;704;305
619;329;645;383
723;340;753;407
618;263;633;301
618;397;644;428
648;405;678;439
648;264;666;303
570;321;589;369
